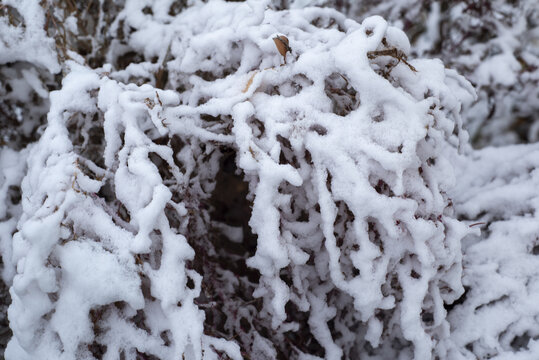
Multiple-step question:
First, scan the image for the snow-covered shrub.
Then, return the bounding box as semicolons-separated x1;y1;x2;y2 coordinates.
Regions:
448;1;538;147
0;0;59;72
0;147;28;356
0;0;63;143
4;1;478;359
0;0;58;150
283;0;539;148
1;1;63;355
409;0;538;147
0;0;145;152
222;8;474;359
7;61;241;359
447;145;539;359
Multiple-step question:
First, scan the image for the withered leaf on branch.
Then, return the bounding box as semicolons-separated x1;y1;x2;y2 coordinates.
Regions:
273;35;292;62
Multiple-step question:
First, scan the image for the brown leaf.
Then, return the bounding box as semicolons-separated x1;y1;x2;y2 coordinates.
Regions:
273;35;291;58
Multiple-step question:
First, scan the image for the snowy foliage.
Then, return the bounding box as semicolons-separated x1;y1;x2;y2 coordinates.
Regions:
1;0;538;359
283;0;539;147
448;145;539;359
5;61;241;359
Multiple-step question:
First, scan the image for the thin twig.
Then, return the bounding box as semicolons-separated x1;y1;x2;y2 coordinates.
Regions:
469;222;486;227
367;48;417;72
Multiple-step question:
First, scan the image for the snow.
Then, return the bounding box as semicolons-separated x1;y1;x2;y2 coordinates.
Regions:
447;144;539;359
0;0;60;74
1;0;538;359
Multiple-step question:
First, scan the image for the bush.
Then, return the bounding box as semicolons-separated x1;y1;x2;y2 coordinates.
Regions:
282;0;539;148
1;0;537;359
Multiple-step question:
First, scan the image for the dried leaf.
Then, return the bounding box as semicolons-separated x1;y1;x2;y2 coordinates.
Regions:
273;35;291;58
243;71;258;93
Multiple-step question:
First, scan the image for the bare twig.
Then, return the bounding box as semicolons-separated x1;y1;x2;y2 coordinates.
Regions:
367;48;417;72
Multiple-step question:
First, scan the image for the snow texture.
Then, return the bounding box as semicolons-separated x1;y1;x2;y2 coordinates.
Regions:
286;0;539;148
1;0;538;359
448;144;539;359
